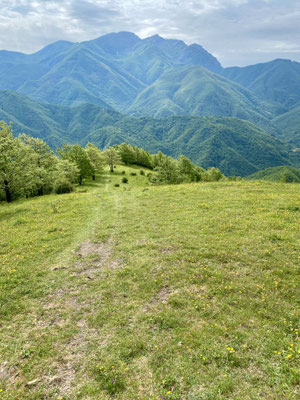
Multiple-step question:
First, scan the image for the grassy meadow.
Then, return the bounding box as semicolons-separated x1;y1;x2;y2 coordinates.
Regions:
0;165;299;399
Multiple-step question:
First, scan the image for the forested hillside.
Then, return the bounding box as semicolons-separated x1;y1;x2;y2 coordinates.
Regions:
0;91;298;176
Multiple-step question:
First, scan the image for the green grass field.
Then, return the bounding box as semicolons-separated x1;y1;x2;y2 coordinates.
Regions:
0;166;299;399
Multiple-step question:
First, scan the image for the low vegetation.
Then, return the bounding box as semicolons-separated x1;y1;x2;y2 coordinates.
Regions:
0;162;299;399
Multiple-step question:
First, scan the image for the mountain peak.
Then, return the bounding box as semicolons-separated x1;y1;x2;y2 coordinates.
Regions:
144;34;164;42
92;31;141;54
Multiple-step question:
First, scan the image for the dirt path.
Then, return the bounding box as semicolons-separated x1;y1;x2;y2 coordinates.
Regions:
2;174;123;398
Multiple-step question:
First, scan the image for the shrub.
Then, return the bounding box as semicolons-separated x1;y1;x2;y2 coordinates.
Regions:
130;172;137;176
114;184;120;187
140;170;145;175
122;171;126;174
53;178;73;194
122;177;128;184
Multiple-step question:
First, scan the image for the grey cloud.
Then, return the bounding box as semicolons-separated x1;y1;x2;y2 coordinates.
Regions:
69;1;120;22
0;0;299;66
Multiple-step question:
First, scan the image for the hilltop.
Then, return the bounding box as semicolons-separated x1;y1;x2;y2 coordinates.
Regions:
1;167;299;399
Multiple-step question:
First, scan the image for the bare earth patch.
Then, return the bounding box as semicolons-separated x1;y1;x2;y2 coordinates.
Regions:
2;236;121;397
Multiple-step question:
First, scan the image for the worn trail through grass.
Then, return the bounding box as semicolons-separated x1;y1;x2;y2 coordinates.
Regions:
0;168;299;399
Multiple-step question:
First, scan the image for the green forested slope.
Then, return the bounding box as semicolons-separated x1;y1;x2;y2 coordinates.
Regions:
247;165;300;182
1;90;298;176
272;103;300;146
0;32;221;110
128;66;278;129
223;59;300;109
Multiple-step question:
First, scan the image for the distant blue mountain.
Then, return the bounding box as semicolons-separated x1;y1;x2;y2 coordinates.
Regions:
0;32;300;147
0;31;222;110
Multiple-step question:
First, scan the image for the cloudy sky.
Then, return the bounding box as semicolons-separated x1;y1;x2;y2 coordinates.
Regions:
0;0;300;67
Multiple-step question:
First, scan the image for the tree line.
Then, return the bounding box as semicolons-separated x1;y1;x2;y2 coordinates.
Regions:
0;121;224;202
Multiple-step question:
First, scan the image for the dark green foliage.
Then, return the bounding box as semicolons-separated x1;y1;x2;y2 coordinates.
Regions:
140;170;145;175
103;147;121;172
119;143;136;165
0;122;37;201
57;144;94;184
247;165;300;182
223;59;300;110
85;143;105;178
0;122;80;202
128;65;277;131
204;167;224;182
154;154;183;184
0;92;299;177
19;134;57;196
53;178;73;194
122;177;128;183
272;103;300;147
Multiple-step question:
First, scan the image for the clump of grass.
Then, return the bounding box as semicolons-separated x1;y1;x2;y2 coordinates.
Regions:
93;362;125;395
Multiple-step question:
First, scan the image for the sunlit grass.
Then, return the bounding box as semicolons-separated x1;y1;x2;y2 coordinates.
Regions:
0;171;299;399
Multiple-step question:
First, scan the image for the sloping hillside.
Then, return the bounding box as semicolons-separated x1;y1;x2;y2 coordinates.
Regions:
272;103;300;147
0;32;221;109
223;59;300;110
128;65;277;128
247;165;300;182
1;173;299;399
0;90;297;176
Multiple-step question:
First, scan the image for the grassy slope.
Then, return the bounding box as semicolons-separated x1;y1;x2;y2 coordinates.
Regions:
0;167;299;399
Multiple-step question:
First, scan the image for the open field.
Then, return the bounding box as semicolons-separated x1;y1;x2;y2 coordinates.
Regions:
0;167;299;399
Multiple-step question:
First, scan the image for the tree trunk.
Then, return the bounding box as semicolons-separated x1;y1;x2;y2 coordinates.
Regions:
4;180;12;202
79;176;82;185
92;175;95;181
110;164;114;172
38;187;43;196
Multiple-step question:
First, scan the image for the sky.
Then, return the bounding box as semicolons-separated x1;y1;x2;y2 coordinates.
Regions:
0;0;300;67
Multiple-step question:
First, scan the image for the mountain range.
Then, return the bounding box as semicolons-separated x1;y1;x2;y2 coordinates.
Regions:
0;31;300;175
0;89;298;177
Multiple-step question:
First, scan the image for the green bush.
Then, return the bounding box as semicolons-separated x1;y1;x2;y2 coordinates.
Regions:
122;177;128;184
140;170;145;175
53;178;73;194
